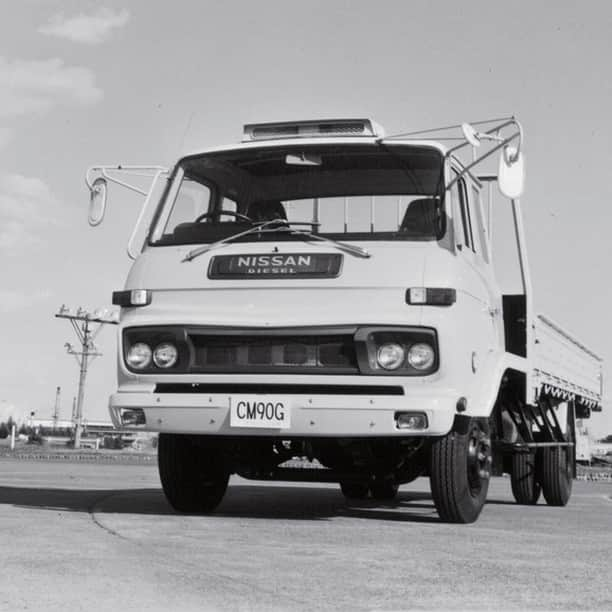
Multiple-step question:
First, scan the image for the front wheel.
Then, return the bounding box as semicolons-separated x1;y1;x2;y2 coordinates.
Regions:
430;417;491;523
158;434;229;514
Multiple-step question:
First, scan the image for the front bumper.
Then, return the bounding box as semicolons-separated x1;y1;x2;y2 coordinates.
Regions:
109;388;459;437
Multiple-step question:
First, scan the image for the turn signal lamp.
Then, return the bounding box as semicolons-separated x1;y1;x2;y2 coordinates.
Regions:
112;289;152;307
406;287;456;306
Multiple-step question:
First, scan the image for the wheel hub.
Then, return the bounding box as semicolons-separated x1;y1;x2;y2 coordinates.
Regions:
467;426;492;495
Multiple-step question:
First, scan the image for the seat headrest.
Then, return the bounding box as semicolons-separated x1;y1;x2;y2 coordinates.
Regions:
247;200;287;222
400;198;439;236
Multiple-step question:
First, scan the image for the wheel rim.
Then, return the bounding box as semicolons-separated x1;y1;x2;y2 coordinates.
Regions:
467;425;491;496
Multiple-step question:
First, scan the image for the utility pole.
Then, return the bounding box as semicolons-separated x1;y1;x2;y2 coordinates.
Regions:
55;305;118;449
52;386;61;431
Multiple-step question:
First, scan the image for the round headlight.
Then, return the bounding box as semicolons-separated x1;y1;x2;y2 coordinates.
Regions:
126;343;152;370
376;342;406;370
153;342;178;369
407;343;435;370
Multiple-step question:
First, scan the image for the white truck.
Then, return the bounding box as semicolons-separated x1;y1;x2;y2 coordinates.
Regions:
86;116;603;523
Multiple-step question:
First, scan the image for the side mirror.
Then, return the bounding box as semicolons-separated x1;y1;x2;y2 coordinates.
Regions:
461;123;481;147
88;177;107;226
498;146;525;199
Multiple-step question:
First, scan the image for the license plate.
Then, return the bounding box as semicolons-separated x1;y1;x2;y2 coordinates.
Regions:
229;396;291;429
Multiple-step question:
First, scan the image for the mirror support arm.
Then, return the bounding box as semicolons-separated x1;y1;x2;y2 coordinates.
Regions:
445;131;521;191
127;169;166;260
85;165;167;195
511;197;535;403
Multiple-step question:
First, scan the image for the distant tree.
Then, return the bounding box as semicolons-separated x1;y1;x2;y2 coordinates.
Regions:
0;422;8;439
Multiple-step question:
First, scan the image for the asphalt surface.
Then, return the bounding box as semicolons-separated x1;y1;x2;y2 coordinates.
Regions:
0;459;610;611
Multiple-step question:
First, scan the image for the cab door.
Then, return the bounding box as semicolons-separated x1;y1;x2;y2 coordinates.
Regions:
449;166;504;396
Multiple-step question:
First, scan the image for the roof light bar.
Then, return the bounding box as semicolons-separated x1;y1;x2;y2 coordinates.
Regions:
242;119;384;142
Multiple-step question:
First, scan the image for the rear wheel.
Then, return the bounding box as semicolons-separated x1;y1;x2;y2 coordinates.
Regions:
339;481;369;499
510;451;541;505
370;480;399;500
430;417;491;523
539;400;575;507
539;446;573;506
158;434;229;513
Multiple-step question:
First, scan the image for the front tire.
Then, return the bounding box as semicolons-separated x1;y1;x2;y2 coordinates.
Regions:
158;434;229;513
430;417;491;523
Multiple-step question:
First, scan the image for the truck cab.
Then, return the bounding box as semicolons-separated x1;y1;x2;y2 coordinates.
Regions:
87;117;602;523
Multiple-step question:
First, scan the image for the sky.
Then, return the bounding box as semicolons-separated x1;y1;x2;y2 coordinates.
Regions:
1;0;611;436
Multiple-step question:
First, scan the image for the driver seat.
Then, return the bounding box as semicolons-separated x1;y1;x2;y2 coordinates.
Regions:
400;198;438;235
246;200;287;222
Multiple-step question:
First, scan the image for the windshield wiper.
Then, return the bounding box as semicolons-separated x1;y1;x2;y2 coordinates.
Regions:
271;225;370;259
182;220;370;262
182;220;281;262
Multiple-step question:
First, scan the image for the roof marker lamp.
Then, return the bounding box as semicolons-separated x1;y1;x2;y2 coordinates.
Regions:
126;343;152;370
407;288;456;306
112;289;152;307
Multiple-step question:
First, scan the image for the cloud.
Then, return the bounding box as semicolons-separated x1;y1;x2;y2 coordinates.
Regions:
0;57;102;118
0;173;62;254
38;7;130;45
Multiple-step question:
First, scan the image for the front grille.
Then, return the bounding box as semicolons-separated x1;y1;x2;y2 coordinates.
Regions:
189;333;358;374
155;383;404;395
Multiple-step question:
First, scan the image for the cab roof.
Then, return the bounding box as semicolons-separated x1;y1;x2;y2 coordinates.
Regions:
179;118;450;161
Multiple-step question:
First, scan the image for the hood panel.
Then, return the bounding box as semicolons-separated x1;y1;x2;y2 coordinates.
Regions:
127;242;431;290
121;242;458;328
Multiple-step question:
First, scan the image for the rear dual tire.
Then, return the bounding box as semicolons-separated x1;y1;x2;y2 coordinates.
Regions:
339;481;399;500
539;446;573;506
511;451;541;505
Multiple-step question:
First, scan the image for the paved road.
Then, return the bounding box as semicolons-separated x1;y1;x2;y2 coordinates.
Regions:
0;459;610;611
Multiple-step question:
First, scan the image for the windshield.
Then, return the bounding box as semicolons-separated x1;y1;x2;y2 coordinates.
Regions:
150;144;445;246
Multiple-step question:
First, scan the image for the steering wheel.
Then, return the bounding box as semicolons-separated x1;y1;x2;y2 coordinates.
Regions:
195;209;253;223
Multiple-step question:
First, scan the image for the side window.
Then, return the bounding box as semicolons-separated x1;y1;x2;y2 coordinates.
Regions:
451;170;472;250
471;186;489;263
459;179;476;253
163;178;212;233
